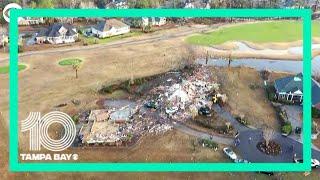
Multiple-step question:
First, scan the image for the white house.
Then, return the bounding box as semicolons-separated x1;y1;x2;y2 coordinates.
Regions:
35;23;78;44
106;0;129;9
141;17;167;27
18;17;45;26
184;0;210;9
0;27;8;47
91;19;130;38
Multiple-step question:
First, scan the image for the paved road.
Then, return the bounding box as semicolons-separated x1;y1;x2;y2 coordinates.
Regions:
237;129;320;163
172;104;320;163
172;121;233;145
0;25;218;62
213;104;320;163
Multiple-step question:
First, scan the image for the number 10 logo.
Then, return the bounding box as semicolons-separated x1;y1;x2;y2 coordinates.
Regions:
21;111;76;152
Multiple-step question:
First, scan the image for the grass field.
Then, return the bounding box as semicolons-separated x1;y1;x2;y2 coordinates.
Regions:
187;21;320;46
0;64;27;74
58;58;82;66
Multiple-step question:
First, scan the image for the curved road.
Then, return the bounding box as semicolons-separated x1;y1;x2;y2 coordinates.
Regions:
172;121;233;145
173;104;320;164
0;25;217;62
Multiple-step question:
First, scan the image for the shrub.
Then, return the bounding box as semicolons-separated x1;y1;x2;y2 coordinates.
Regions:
213;125;234;134
312;122;318;134
249;83;261;90
312;107;320;118
198;138;218;150
277;99;295;105
72;114;80;124
235;116;249;126
18;45;24;53
265;85;276;102
278;109;288;124
281;122;292;135
98;85;115;94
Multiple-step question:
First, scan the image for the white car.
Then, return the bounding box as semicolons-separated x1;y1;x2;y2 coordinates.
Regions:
165;106;178;114
311;159;320;168
294;158;320;168
223;147;237;160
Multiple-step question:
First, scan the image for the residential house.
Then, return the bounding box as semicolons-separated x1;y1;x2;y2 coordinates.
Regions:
183;0;211;9
106;0;129;9
91;19;130;38
0;27;8;47
142;17;167;27
274;73;320;109
18;17;45;26
125;17;167;28
35;23;78;44
79;1;97;9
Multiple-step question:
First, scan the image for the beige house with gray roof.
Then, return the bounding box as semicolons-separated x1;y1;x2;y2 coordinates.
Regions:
91;19;130;38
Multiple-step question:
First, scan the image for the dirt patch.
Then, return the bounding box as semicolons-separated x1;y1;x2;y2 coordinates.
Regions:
186;115;235;137
211;67;283;129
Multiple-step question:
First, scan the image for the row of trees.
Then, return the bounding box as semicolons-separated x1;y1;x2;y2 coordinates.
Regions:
209;0;319;9
1;0;318;10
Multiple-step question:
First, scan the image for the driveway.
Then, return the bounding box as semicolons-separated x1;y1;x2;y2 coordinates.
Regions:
237;129;320;163
172;121;233;145
212;104;320;163
282;105;302;130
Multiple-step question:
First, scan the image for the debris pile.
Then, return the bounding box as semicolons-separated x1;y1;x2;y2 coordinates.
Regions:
153;66;223;121
148;124;173;134
77;66;227;147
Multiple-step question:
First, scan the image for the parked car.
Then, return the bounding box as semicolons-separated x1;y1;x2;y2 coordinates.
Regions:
198;106;211;116
234;159;250;163
293;157;320;168
165;106;178;114
312;159;320;168
295;127;302;134
258;171;274;176
223;147;237;160
145;101;157;109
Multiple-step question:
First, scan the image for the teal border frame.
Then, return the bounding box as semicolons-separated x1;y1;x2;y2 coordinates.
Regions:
9;8;312;172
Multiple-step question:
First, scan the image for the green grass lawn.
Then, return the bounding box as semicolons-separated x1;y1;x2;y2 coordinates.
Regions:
81;31;142;45
58;58;82;66
0;64;27;74
186;20;320;46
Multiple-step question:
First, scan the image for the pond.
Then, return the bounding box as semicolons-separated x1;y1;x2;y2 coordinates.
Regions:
197;56;320;75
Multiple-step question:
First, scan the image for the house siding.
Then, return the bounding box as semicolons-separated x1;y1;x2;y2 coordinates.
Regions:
92;26;130;38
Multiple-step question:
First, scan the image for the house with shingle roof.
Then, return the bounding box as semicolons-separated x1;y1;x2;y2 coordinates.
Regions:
91;19;130;38
274;73;320;110
35;23;78;44
0;27;8;47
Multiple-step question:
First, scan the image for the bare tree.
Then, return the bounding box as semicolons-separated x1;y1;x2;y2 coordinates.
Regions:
189;105;198;120
129;58;134;85
262;125;275;147
72;63;80;79
227;51;233;67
